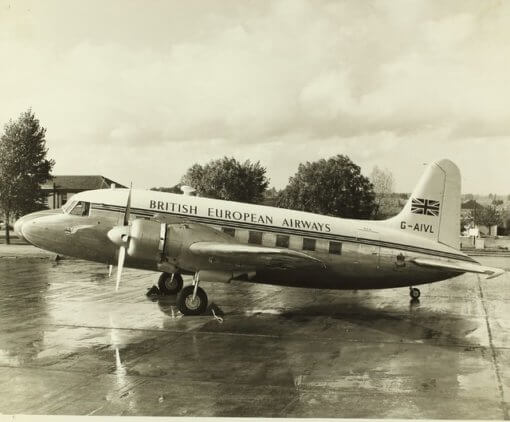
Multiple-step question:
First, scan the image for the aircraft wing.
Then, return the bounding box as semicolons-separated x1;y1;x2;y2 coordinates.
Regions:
152;213;325;270
189;241;326;270
412;258;505;279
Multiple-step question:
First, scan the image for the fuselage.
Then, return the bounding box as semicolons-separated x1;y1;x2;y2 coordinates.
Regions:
16;188;474;290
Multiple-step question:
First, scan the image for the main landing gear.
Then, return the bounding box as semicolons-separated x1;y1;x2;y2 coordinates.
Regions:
158;272;183;295
409;287;421;300
155;272;208;315
177;273;208;316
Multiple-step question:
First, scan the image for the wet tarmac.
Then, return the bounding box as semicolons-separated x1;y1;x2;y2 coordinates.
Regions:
0;253;510;418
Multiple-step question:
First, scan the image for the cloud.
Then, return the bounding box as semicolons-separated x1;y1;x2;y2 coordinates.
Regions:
3;0;510;144
0;0;509;193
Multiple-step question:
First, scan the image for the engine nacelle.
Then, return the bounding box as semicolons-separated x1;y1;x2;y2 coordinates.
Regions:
127;219;166;262
123;218;248;274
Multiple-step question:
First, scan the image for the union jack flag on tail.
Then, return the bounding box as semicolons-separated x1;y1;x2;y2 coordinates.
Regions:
411;198;440;216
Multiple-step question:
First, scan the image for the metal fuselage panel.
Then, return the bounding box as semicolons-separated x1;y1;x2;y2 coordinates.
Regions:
19;189;472;290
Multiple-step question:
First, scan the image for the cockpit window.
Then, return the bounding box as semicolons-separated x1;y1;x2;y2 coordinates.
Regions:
62;200;76;214
69;201;90;216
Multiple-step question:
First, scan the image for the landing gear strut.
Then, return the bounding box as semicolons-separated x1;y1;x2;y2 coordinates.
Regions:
158;272;183;295
409;287;421;300
177;273;208;315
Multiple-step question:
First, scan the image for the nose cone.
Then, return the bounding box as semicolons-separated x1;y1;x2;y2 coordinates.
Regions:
14;218;24;240
14;216;40;245
14;209;62;245
19;215;58;248
19;218;39;245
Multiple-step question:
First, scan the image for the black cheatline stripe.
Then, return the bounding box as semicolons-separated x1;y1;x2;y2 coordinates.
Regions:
91;203;475;263
92;204;153;217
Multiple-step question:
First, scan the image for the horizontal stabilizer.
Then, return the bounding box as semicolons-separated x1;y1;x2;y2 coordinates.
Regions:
412;258;505;279
189;241;326;270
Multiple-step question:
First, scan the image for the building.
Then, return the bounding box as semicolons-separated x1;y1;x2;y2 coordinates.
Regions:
42;175;126;209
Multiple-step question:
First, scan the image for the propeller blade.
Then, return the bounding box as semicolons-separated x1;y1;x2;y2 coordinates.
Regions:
116;245;126;292
112;183;132;291
123;183;132;226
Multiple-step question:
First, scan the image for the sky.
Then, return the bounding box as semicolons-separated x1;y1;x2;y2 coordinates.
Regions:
1;0;509;194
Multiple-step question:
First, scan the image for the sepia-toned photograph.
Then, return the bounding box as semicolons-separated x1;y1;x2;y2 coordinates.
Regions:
1;0;509;419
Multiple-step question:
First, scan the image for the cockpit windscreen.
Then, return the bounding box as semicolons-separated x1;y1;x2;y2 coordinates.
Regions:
66;201;90;216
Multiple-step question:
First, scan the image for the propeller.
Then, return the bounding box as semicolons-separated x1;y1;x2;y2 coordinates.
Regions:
116;244;126;291
107;184;132;291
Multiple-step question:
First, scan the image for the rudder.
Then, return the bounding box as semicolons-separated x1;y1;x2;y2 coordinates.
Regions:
386;159;461;250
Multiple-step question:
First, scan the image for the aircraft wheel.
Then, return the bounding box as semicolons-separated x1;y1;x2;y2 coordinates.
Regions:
158;273;183;295
409;287;421;299
177;285;208;315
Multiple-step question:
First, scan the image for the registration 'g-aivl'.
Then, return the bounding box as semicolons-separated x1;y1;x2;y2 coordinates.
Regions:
15;159;505;315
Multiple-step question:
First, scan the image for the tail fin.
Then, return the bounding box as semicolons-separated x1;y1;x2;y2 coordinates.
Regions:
386;159;461;250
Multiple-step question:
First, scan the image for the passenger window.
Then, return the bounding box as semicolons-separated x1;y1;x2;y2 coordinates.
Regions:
276;234;289;248
222;227;235;237
248;231;263;245
329;241;342;255
69;201;90;216
302;238;316;251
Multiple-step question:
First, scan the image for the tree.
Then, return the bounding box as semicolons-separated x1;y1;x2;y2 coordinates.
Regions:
180;157;269;203
475;200;504;230
462;200;484;231
277;155;376;218
460;213;472;234
151;184;183;194
0;110;54;244
370;166;397;219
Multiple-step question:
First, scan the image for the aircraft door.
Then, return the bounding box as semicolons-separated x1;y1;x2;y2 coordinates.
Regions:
356;230;381;269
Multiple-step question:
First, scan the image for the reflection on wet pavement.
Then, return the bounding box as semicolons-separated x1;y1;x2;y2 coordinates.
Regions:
0;256;509;417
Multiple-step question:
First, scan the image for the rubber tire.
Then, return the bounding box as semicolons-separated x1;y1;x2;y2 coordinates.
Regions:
177;285;208;315
410;287;421;299
158;273;183;295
